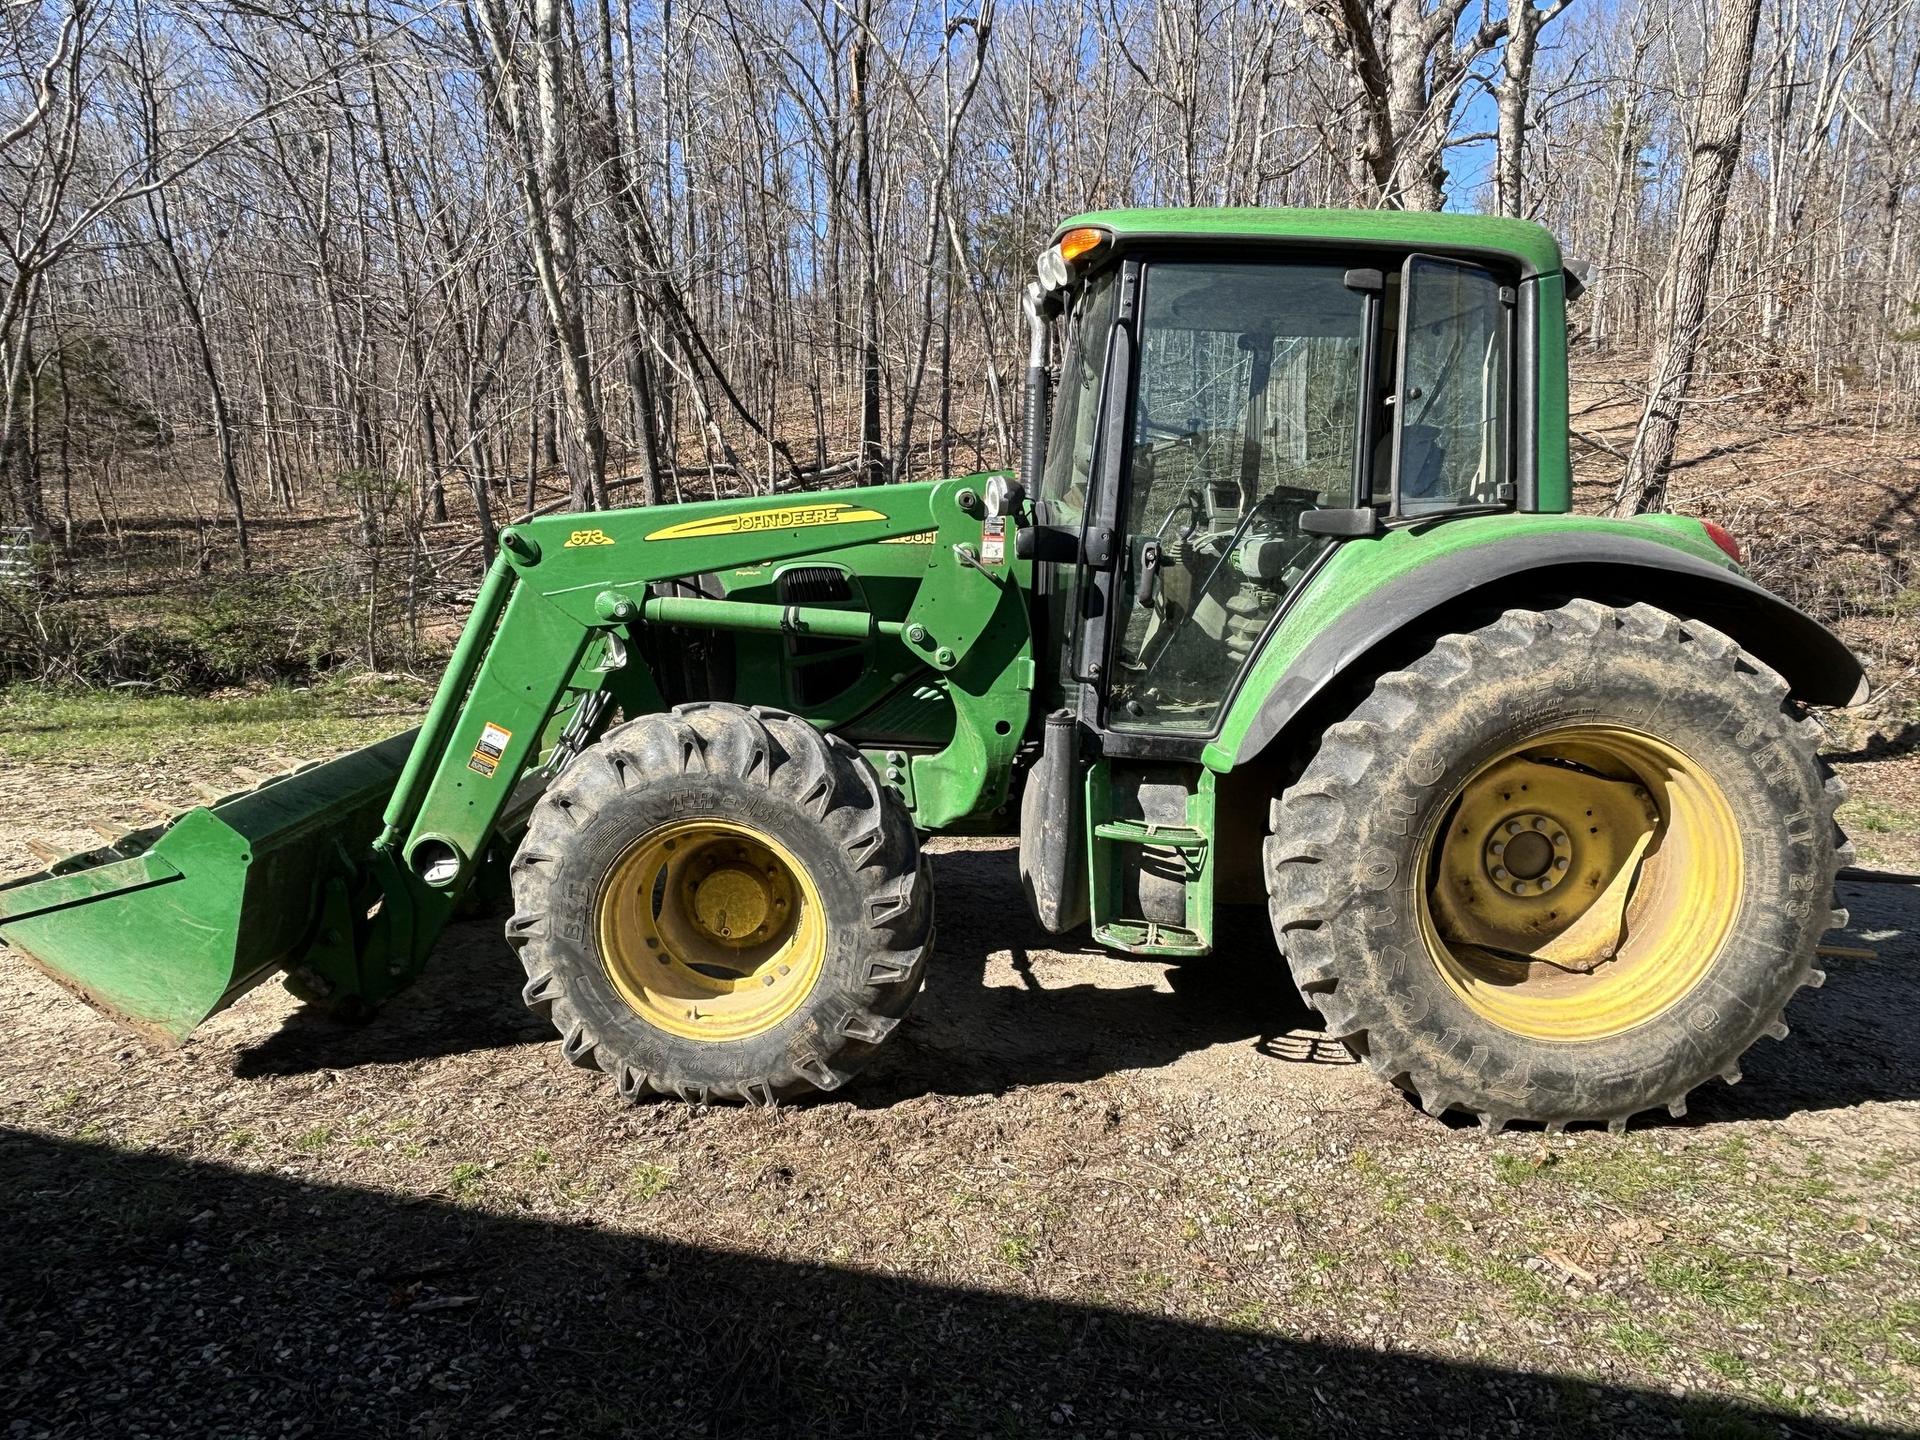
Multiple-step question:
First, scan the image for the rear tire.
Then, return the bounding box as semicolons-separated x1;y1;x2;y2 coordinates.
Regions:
507;702;931;1104
1265;600;1850;1131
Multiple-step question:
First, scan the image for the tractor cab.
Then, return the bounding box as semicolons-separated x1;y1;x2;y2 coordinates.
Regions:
1021;214;1542;734
1013;210;1574;950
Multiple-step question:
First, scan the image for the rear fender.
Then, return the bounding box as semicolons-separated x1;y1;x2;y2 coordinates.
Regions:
1231;533;1866;770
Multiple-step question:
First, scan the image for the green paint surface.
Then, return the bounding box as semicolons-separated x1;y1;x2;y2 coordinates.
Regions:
1203;512;1729;769
1055;207;1565;278
1533;270;1573;512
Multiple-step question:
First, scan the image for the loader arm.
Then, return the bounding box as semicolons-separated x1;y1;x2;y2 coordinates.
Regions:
0;477;1029;1042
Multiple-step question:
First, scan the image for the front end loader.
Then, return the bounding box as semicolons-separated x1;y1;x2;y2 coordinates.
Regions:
1;208;1867;1129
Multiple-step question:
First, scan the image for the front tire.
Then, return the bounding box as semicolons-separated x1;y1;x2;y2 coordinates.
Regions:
1265;600;1849;1131
507;702;931;1105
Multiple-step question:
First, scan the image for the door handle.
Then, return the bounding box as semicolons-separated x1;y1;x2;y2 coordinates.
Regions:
1135;537;1162;607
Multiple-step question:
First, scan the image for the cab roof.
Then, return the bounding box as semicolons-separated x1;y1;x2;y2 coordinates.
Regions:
1052;207;1564;280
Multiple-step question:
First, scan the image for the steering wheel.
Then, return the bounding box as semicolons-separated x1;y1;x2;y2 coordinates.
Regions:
1154;486;1205;543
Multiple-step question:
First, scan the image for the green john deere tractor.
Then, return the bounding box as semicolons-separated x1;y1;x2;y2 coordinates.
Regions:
0;208;1864;1129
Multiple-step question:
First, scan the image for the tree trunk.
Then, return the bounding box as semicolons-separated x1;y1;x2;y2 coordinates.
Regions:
1615;0;1764;515
0;276;51;548
591;0;664;506
532;0;609;511
1493;0;1569;218
151;203;250;564
1382;0;1448;210
469;0;610;514
850;4;884;484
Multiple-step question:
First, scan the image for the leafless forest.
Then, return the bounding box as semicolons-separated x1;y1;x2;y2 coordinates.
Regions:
0;0;1915;679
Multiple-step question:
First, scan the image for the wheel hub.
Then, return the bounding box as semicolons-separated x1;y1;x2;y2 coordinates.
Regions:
1421;727;1742;1042
691;865;773;941
596;819;825;1041
1484;812;1571;896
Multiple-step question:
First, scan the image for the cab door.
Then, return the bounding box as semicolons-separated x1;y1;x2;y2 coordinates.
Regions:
1100;259;1372;741
1018;262;1123;933
1028;266;1120;714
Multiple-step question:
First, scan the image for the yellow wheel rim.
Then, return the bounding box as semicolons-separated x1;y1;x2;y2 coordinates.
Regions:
597;818;826;1042
1419;725;1742;1042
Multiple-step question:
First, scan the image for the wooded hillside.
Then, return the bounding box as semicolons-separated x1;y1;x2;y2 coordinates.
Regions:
0;0;1914;681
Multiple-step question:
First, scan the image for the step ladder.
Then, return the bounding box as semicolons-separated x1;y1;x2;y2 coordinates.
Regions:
1086;766;1215;956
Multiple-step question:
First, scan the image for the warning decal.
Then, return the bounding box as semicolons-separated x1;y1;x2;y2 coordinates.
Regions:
467;721;512;778
980;516;1007;565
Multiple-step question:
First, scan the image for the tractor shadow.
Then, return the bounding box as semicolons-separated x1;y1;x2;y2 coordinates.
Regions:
860;841;1357;1106
229;921;554;1079
231;839;1335;1092
232;839;1332;1094
865;844;1920;1128
7;1126;1898;1439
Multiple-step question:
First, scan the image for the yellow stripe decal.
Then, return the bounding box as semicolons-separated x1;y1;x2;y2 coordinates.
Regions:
645;502;889;541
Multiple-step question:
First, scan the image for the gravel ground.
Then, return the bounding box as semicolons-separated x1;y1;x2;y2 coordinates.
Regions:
3;781;1918;1438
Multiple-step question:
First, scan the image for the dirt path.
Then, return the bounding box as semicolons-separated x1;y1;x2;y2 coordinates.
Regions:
4;796;1918;1436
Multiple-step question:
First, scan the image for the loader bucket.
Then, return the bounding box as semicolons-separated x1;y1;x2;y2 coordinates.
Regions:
0;729;418;1044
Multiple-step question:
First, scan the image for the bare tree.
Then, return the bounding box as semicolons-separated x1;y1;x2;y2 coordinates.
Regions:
1292;0;1518;209
0;0;1910;603
467;0;609;511
1614;0;1765;514
1492;0;1573;217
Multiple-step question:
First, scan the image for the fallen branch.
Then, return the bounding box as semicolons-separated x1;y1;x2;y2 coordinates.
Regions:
1571;428;1629;459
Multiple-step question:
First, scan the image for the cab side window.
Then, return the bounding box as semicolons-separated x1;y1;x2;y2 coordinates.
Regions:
1394;257;1511;515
